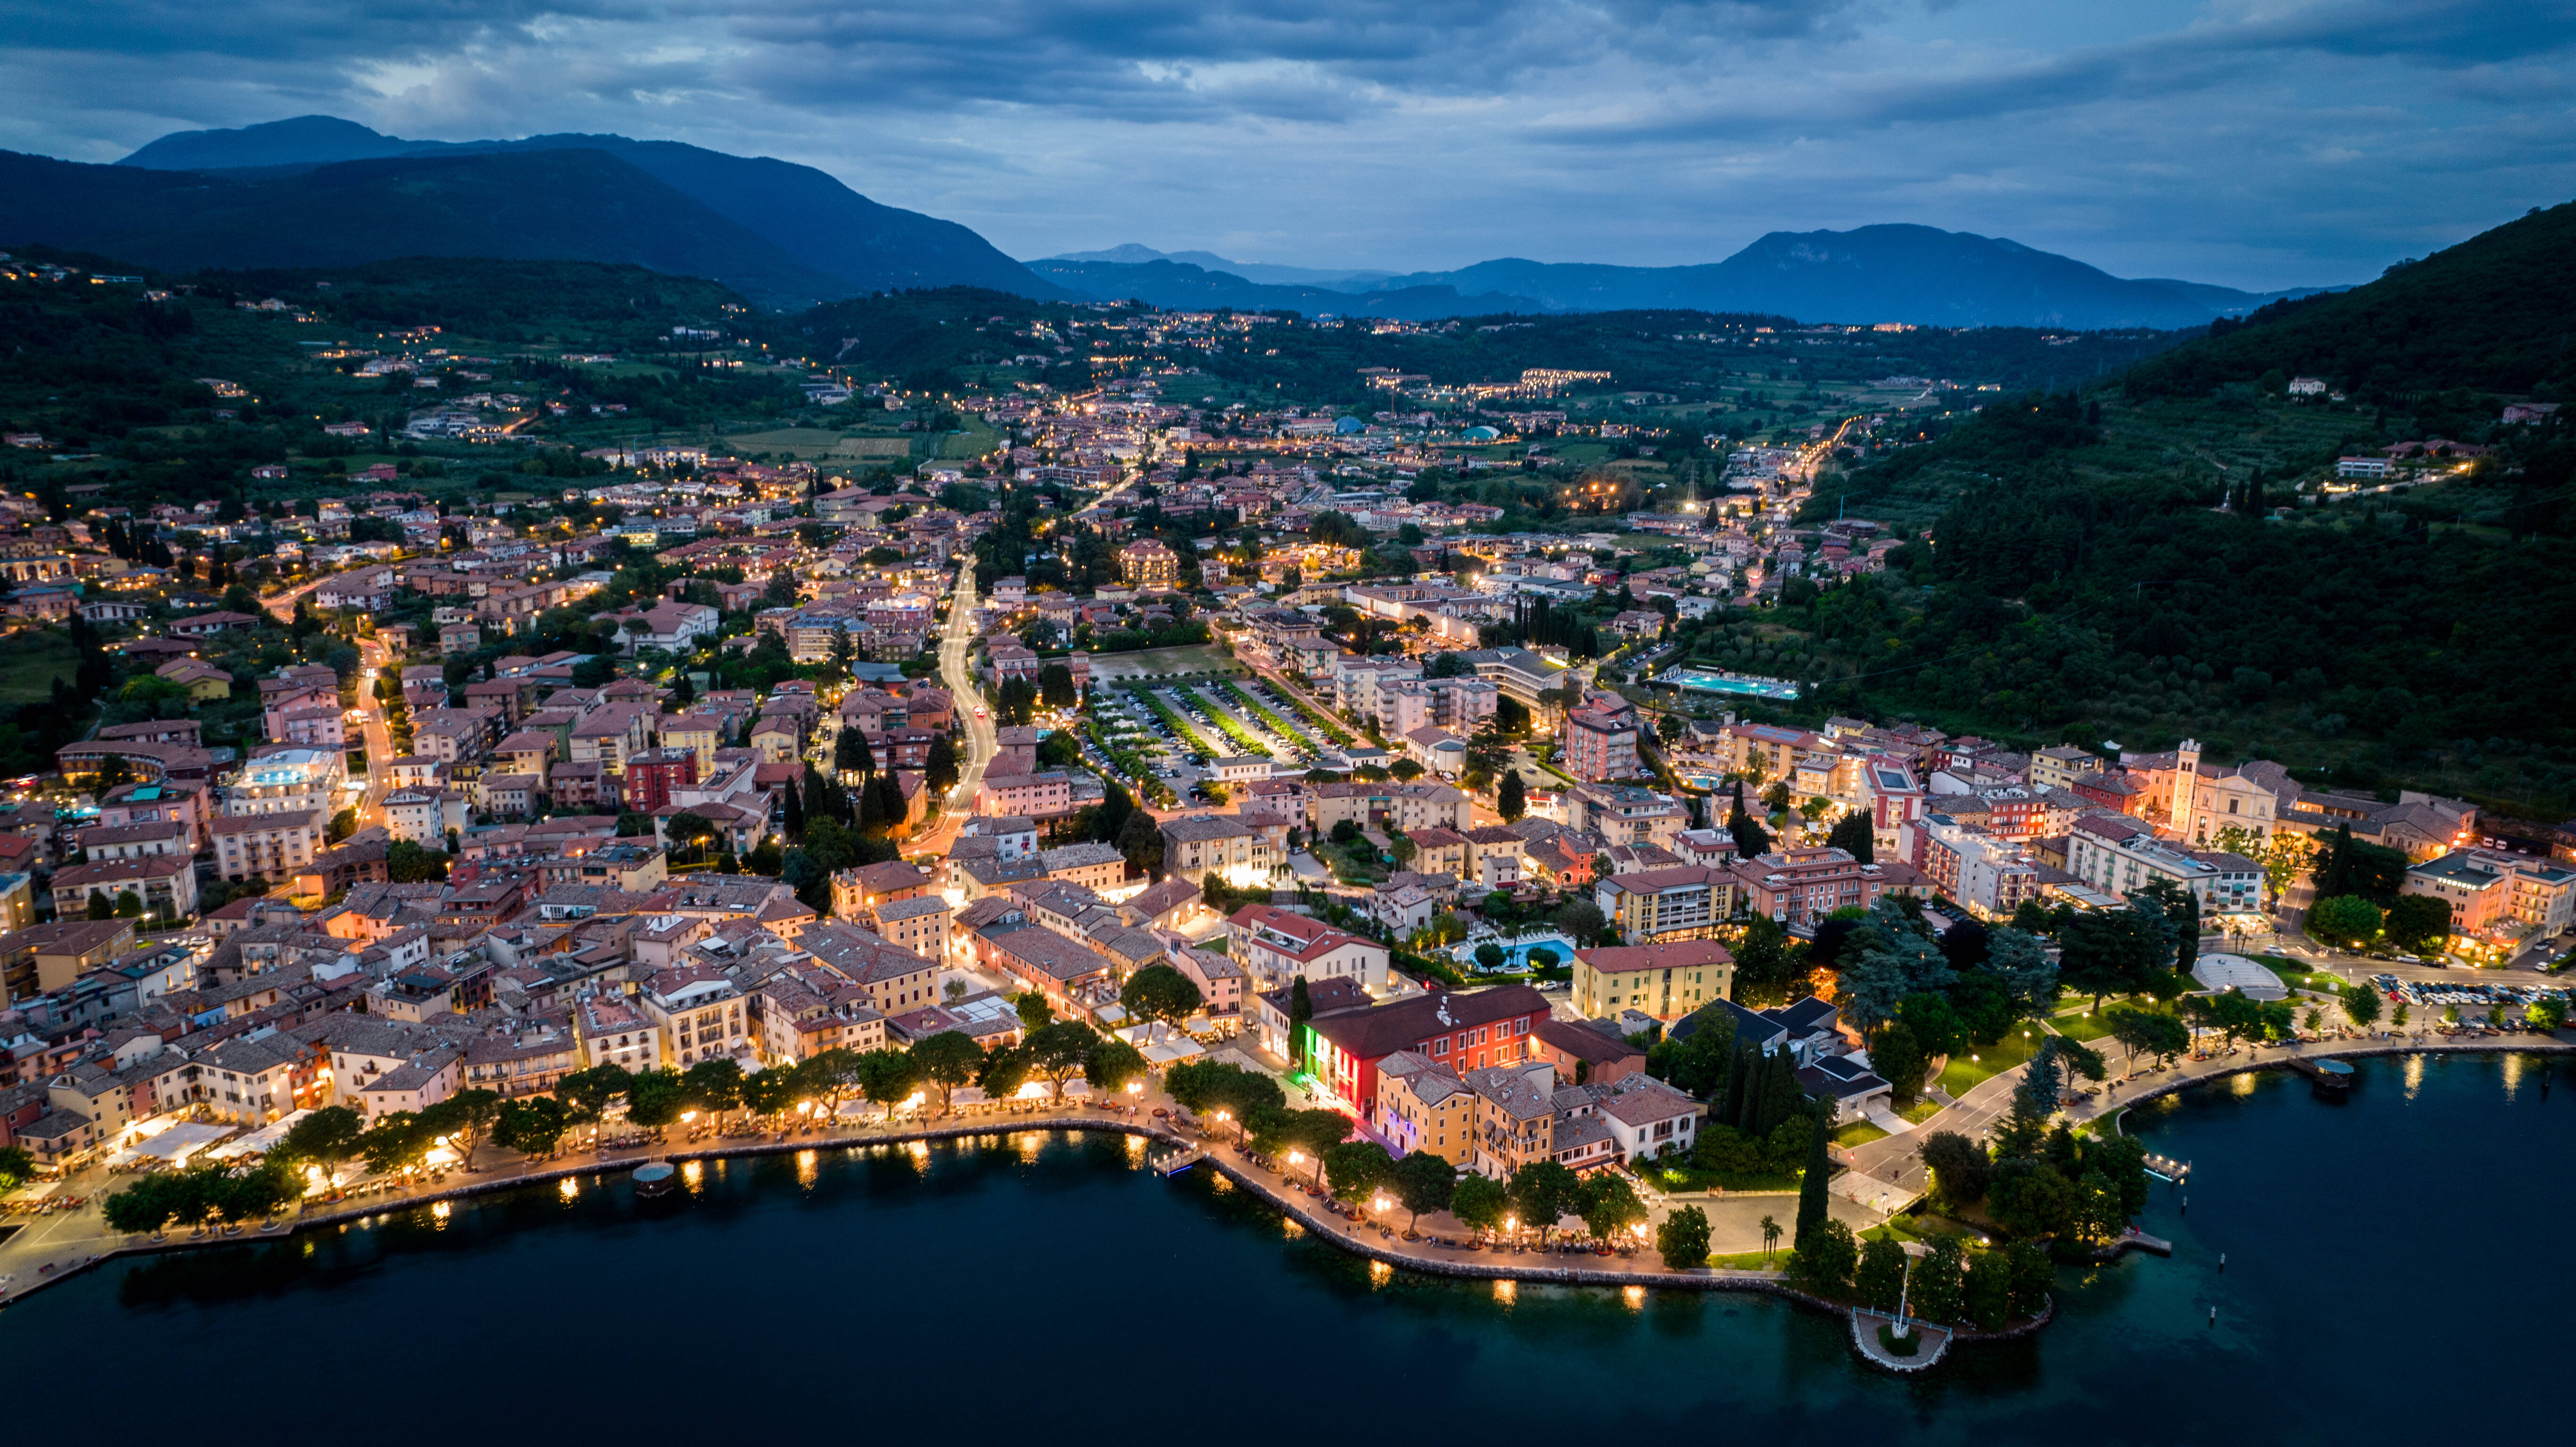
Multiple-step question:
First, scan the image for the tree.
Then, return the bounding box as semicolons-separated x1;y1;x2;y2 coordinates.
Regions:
1392;1151;1455;1231
1727;781;1771;858
1792;1103;1832;1249
2006;1239;2055;1318
1084;1037;1149;1093
1578;1172;1645;1244
1280;1108;1354;1184
665;809;725;866
418;1088;502;1169
84;889;112;921
1983;927;2061;1014
1788;1217;1857;1293
1284;974;1315;1067
2132;875;2203;975
2308;893;2383;946
1553;898;1606;946
925;735;960;795
1965;1245;2013;1329
2339;980;2385;1031
1760;1213;1783;1261
1494;767;1527;822
1871;1021;1931;1105
0;1144;33;1193
1324;1140;1395;1203
1644;1010;1735;1098
1825;809;1874;863
852;1047;922;1113
740;1068;797;1124
1023;1020;1100;1097
997;677;1038;725
1856;1235;1908;1311
978;1044;1032;1100
1039;662;1078;709
835;726;876;777
2103;1002;2190;1069
2383;893;2453;954
682;1060;747;1124
1919;1129;1990;1207
1013;991;1055;1033
1451;1172;1509;1235
557;1064;632;1124
273;1105;366;1184
495;1096;572;1157
1116;809;1166;879
1914;1235;1967;1325
2058;905;2170;1006
1836;904;1955;1035
1120;964;1204;1026
626;1068;690;1134
357;1112;430;1176
1504;1159;1582;1243
1657;1202;1712;1267
911;1031;986;1110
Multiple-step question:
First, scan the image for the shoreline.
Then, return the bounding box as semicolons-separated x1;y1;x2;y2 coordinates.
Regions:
2076;1034;2576;1123
11;1040;2560;1357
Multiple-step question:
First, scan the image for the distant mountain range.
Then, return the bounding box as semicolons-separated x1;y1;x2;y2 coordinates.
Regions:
1037;231;2342;329
0;114;1063;308
0;114;2340;328
1029;257;1545;323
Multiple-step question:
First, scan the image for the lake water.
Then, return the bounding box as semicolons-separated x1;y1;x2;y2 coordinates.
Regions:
8;1052;2566;1445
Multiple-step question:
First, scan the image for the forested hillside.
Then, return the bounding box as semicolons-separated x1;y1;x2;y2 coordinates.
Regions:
1755;201;2576;820
2122;200;2576;401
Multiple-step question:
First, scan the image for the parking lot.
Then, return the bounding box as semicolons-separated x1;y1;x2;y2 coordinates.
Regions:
1087;676;1348;806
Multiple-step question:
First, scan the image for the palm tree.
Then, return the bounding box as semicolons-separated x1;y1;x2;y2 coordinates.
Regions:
1760;1214;1782;1263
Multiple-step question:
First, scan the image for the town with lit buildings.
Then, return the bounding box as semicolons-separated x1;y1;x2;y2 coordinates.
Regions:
0;358;2564;1250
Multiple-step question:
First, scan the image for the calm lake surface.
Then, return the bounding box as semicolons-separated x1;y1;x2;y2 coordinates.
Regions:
7;1052;2565;1445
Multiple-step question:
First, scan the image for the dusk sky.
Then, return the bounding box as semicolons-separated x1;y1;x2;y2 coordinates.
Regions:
5;0;2572;289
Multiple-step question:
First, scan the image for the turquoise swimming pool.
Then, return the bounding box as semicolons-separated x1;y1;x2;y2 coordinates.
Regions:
1652;666;1801;699
1451;932;1580;972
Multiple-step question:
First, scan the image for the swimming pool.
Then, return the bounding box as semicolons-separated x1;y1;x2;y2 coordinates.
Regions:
1450;932;1580;972
1652;665;1801;699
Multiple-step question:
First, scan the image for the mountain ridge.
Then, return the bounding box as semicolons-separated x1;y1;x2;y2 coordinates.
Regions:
0;148;855;308
115;115;1065;303
1040;231;2345;329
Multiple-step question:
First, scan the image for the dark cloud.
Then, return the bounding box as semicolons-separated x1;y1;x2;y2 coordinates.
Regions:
0;0;2568;287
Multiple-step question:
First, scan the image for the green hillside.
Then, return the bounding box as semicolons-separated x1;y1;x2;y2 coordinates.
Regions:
2123;200;2576;402
1754;202;2576;821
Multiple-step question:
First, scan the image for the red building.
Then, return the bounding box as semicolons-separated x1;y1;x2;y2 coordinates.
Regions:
1728;846;1886;929
1563;705;1640;782
1305;984;1548;1126
623;748;699;814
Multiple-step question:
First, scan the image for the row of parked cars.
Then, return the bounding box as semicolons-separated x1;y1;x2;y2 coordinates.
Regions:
2371;973;2571;1007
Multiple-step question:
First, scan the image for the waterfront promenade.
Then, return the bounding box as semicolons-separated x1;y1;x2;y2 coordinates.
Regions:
1845;1026;2576;1190
6;1029;2565;1324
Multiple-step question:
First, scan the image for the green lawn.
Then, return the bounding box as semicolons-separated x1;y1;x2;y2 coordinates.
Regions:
1897;1098;1944;1125
2051;1007;2116;1043
1706;1249;1788;1270
1936;1025;2045;1098
0;630;78;706
1833;1121;1890;1148
940;415;1004;459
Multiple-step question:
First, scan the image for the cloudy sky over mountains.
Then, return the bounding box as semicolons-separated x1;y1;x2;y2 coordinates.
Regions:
4;0;2571;287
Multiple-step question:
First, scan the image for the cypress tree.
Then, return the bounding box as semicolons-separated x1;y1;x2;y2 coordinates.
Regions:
1728;781;1771;858
1793;1101;1832;1249
1288;976;1313;1067
1497;769;1527;822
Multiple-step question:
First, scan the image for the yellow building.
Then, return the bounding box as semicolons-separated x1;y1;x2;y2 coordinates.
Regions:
1117;538;1180;588
1569;938;1734;1021
1376;1050;1478;1167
